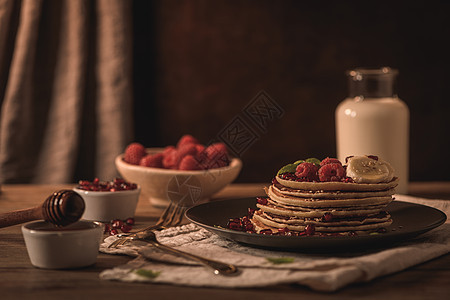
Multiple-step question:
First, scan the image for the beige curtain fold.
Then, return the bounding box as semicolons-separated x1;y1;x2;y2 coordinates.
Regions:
0;0;133;183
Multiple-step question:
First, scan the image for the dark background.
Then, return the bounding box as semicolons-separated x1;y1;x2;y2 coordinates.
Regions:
131;0;450;183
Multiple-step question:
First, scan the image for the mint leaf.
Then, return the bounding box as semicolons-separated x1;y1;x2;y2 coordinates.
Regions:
277;163;299;176
266;257;295;264
134;269;161;279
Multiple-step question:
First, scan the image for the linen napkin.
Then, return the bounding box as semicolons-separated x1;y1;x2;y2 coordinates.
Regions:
99;195;450;292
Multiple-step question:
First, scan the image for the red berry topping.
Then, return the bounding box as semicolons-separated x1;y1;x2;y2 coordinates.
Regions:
110;229;119;236
295;162;319;181
177;134;199;148
120;224;132;233
162;145;176;156
247;208;256;217
256;197;269;205
320;157;342;167
179;154;202;170
226;218;243;231
125;218;135;225
305;224;315;236
195;144;205;154
318;163;345;182
124;143;146;165
111;219;123;229
204;143;229;169
322;212;333;222
162;148;179;169
260;229;273;235
77;178;137;191
139;153;164;168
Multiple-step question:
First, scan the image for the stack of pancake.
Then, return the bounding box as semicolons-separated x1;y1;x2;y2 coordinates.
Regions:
251;170;399;236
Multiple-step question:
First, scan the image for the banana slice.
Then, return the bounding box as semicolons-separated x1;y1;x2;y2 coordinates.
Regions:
346;156;395;184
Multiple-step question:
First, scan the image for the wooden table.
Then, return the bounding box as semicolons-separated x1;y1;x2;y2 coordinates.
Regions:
0;183;449;299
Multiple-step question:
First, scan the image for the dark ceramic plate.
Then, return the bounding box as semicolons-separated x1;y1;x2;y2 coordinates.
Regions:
185;198;447;252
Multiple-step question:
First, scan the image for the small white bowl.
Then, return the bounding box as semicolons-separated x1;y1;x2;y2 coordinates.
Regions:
73;187;140;222
21;221;103;269
115;148;242;207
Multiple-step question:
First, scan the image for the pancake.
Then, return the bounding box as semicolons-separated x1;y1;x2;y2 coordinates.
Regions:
252;211;393;234
258;202;387;218
266;185;394;208
273;183;396;199
276;176;399;192
244;156;398;236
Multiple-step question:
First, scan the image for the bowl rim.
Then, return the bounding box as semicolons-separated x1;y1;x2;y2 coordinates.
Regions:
22;220;103;234
73;185;141;195
115;148;242;175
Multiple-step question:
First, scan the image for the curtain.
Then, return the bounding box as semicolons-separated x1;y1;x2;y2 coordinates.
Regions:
0;0;133;183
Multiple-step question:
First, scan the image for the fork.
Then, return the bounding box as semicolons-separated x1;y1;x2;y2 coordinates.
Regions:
109;203;186;248
128;230;238;276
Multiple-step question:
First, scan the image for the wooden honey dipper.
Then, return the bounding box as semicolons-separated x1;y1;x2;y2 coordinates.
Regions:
0;190;85;228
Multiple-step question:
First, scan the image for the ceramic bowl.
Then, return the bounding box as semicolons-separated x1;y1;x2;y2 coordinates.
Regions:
21;220;103;269
115;148;242;207
73;186;140;222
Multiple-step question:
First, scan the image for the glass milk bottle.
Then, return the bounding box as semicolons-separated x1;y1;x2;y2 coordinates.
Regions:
335;67;409;194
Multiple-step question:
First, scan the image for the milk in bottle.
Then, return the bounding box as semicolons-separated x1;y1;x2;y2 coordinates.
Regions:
335;67;409;193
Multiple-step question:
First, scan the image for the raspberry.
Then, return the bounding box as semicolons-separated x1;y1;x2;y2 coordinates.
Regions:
177;134;199;148
163;145;176;156
124;143;146;165
177;143;198;158
139;153;164;168
162;149;179;169
195;144;205;154
320;157;342;167
167;143;198;169
295;162;319;181
178;154;202;170
318;163;345;182
204;143;229;169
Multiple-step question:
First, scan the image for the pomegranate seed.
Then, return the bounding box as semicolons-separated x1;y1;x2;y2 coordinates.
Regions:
305;224;315;236
111;219;123;229
260;229;273;235
278;227;290;234
104;223;111;233
368;155;379;161
256;197;268;205
244;223;253;232
125;218;135;225
344;177;354;183
247;208;255;217
121;224;132;233
322;212;333;222
272;177;279;185
78;180;90;186
76;178;137;192
110;229;119;235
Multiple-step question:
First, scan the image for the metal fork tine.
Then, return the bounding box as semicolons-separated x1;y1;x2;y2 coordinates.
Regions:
171;206;186;226
160;204;180;227
108;202;187;249
154;202;176;227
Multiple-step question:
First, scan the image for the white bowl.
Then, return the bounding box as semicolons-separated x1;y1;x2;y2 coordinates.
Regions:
21;221;103;269
73;187;140;222
115;148;242;207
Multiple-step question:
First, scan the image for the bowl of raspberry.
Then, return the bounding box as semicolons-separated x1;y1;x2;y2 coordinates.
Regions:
73;178;140;222
115;135;242;207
